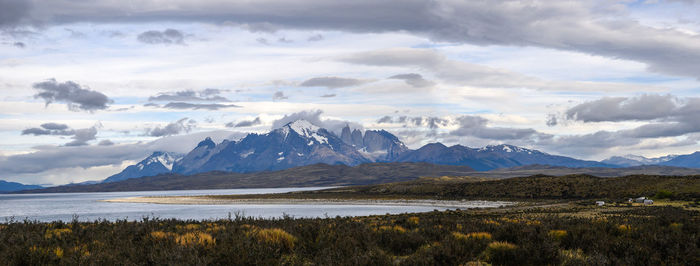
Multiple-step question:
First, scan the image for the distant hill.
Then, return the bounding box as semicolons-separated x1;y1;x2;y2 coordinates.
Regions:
469;164;700;178
314;174;700;201
0;180;42;193
660;152;700;168
19;162;477;193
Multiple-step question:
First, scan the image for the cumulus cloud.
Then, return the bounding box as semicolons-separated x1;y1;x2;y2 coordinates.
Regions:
137;29;185;45
451;115;539;140
272;91;288;100
98;139;114;146
271;110;362;134
149;89;230;102
22;123;100;146
162;102;240;110
226;117;262;128
145;118;196;137
388;73;434;88
565;94;688;122
21;123;73;136
377;115;449;129
13;41;25;48
65;127;98;146
563;94;700;139
32;78;112;111
299;77;370;89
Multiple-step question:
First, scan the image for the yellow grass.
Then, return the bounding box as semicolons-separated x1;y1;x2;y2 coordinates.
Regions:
618;224;632;232
175;232;215;247
453;231;493;241
487;241;517;250
45;228;72;239
548;230;567;241
560;249;588;264
248;228;297;249
54;247;64;258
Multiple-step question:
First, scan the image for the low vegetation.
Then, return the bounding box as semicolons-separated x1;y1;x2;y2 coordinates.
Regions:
237;174;699;201
1;205;697;265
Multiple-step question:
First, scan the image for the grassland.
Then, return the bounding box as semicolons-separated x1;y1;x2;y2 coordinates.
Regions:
2;174;698;265
0;203;697;265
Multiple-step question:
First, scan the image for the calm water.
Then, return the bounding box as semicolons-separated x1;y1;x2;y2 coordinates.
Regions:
0;188;507;222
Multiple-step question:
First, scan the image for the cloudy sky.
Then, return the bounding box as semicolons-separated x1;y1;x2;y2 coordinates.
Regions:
1;0;700;185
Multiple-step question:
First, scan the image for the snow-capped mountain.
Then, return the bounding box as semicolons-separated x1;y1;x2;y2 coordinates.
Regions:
104;119;700;182
340;125;408;161
395;143;610;171
602;154;678;167
172;120;370;174
103;151;181;183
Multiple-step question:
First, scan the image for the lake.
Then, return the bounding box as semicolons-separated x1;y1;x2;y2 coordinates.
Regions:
0;187;510;222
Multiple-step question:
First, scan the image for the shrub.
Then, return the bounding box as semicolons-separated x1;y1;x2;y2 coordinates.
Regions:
453;232;492;241
548;230;567;241
482;241;518;265
560;249;588;266
249;228;297;250
654;190;673;199
45;228;72;239
175;232;215;247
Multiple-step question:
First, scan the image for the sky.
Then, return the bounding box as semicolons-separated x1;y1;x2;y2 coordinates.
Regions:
1;0;700;185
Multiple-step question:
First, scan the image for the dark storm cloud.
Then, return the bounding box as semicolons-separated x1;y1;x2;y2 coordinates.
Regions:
162;102;240;110
388;73;434;88
146;118;196;137
149;89;230;102
137;29;185;45
32;79;112;111
299;77;369;88
320;94;336;98
225;117;262;128
13;41;25;48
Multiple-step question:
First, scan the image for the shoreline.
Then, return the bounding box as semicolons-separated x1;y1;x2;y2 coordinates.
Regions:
101;196;516;208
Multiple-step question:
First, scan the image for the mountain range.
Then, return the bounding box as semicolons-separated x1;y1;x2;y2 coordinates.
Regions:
0;180;43;193
101;119;700;183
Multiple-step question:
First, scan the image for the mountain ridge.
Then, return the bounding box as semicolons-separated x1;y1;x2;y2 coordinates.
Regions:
98;119;700;183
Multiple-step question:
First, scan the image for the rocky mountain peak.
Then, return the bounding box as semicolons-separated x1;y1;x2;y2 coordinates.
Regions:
196;137;216;149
